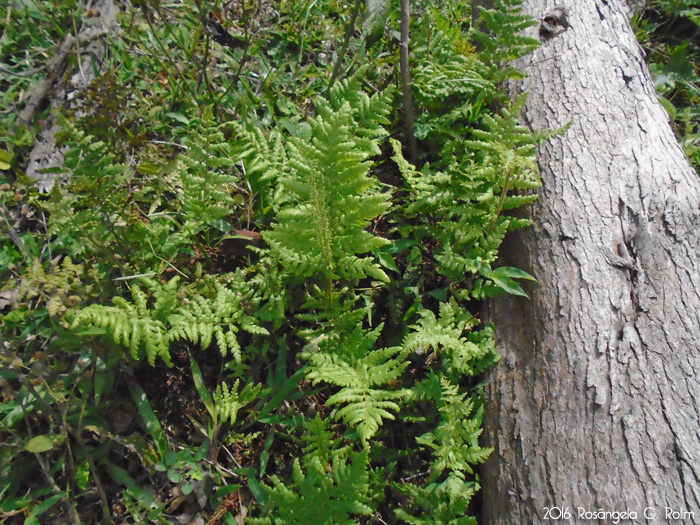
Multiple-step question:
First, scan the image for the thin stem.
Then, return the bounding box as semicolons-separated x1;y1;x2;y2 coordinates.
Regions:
399;0;418;162
328;0;363;91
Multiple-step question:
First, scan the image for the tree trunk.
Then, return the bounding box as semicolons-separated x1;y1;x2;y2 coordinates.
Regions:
481;1;700;523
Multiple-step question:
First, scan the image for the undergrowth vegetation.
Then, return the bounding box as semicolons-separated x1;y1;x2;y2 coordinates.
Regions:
13;0;693;523
634;0;700;170
2;0;696;523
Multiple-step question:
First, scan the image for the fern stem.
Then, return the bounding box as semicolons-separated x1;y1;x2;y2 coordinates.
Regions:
399;0;418;162
488;166;513;233
328;275;333;313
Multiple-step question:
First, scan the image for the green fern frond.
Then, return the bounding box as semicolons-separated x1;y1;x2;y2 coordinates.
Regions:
303;324;410;442
416;378;492;476
231;121;285;201
249;449;372;524
300;415;349;465
214;379;264;426
393;471;479;525
73;274;268;365
178;119;239;234
471;0;540;73
72;277;177;366
392;89;540;289
169;280;269;361
403;302;495;378
264;87;393;283
393;378;489;524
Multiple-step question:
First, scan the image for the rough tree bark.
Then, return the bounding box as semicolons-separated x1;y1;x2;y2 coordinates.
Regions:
481;1;700;523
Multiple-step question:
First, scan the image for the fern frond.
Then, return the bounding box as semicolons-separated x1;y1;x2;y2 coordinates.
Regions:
179;118;239;233
416;378;492;476
393;471;479;525
214;379;264;426
403;301;495;378
72;278;175;366
303;324;410;442
471;0;540;74
249;449;372;524
169;280;269;361
300;415;349;465
393;379;489;524
264;88;393;283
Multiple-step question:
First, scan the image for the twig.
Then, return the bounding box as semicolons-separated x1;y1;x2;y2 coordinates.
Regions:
16;34;75;128
328;0;363;91
399;0;418;162
0;213;29;259
15;29;107;130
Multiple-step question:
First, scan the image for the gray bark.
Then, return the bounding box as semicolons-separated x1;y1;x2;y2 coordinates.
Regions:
482;1;700;523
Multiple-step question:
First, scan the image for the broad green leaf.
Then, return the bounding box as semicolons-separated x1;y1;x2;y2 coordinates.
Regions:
25;434;65;453
189;352;215;420
377;251;398;273
166;112;190;125
76;461;91;491
489;266;536;281
0;149;12;170
129;381;167;458
658;96;677;120
489;275;528;297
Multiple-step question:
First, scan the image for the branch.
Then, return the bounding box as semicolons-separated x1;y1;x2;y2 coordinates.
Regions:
16;34;75;128
399;0;418;162
328;0;364;91
16;29;107;129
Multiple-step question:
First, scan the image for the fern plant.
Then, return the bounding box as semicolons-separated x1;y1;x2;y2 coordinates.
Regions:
178;114;240;237
71;276;179;365
393;377;492;525
214;379;264;426
393;25;541;299
471;0;541;81
1;0;547;522
302;322;410;443
45;109;255;276
263;75;394;285
71;273;268;365
249;442;372;524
